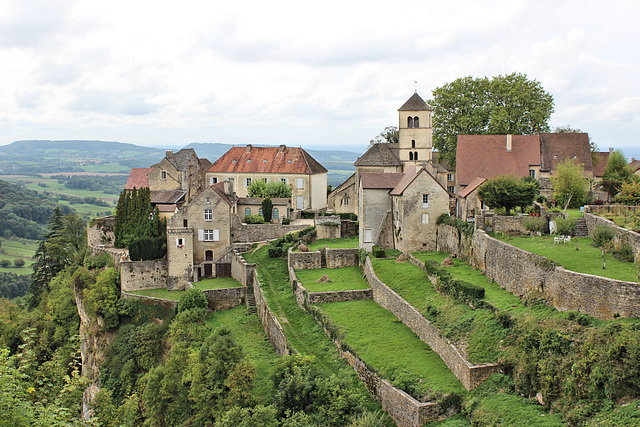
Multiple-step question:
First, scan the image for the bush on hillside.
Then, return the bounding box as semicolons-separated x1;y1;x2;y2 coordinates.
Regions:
178;288;208;312
522;217;546;234
554;217;576;236
593;225;615;248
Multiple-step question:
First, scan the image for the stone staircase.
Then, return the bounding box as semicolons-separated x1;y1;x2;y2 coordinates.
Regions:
245;285;257;314
574;218;589;237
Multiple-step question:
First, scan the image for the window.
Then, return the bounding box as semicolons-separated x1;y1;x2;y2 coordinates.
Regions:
409;152;414;161
204;209;213;221
297;178;303;189
297;196;304;209
364;229;372;243
176;238;184;247
209;177;218;185
183;219;188;227
343;198;349;206
280;178;288;184
205;197;210;203
448;186;455;194
161;170;167;180
413;116;419;127
447;174;454;182
199;229;220;242
263;178;269;183
422;194;429;208
414;151;418;161
529;169;536;178
258;208;263;216
245;207;251;217
411;140;416;148
245;177;252;187
422;214;430;224
407;117;413;128
273;208;279;220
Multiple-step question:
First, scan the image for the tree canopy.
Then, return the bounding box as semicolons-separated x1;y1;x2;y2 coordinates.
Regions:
477;175;540;215
247;180;292;199
430;73;554;165
602;150;637;200
369;126;399;147
552;159;589;209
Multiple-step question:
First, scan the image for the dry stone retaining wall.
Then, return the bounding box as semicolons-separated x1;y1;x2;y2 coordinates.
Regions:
326;248;359;268
120;259;168;291
364;258;499;390
584;210;640;261
120;291;178;310
231;215;309;242
288;249;322;269
203;287;246;311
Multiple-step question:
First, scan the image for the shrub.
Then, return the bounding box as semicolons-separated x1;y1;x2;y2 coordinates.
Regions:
13;258;25;268
613;243;634;262
593;225;615;248
522;217;546;233
245;215;265;224
372;246;385;258
555;217;576;235
84;252;114;269
282;218;291;225
129;236;166;261
0;259;10;268
268;247;283;258
178;288;208;312
436;213;475;237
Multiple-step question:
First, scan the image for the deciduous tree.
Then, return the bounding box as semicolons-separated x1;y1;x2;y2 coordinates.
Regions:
430;73;554;165
552;159;589;209
477;175;539;215
602;150;636;200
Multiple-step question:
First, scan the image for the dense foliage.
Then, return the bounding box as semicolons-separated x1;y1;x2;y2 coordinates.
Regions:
247;180;292;199
552;159;589;208
0;272;30;299
477;175;540;215
53;174;128;194
430;73;554;165
114;187;166;257
616;180;640;205
601;150;637;199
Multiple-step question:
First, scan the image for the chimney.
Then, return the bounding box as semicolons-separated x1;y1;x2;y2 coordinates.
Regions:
166;150;173;157
246;145;252;152
506;134;512;152
279;144;286;153
224;178;234;196
609;147;614;154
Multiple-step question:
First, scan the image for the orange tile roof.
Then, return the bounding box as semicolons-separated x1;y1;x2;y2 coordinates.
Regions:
539;133;593;173
360;172;404;189
593;151;610;178
458;177;486;198
207;145;327;175
125;168;154;189
456;135;541;186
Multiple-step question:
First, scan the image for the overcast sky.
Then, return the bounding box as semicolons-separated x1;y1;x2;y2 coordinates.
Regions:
1;0;639;157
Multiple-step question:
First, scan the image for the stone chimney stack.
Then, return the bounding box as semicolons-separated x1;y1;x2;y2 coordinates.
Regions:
224;178;235;196
279;145;286;153
246;145;252;152
609;147;614;154
166;150;173;157
506;134;512;152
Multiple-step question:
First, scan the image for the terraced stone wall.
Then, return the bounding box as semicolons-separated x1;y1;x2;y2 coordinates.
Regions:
325;248;359;268
203;287;246;311
288;249;321;269
584;210;640;261
120;259;168;291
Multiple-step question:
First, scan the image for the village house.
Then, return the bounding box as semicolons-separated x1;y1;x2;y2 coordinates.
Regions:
236;197;291;222
205;144;328;211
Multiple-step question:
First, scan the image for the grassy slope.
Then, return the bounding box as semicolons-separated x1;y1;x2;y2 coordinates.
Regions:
317;299;467;395
193;277;242;289
305;236;359;251
205;306;279;404
242;246;381;412
295;266;369;292
0;237;38;274
494;235;639;282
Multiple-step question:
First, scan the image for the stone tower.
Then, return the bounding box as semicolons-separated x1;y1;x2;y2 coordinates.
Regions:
398;92;433;168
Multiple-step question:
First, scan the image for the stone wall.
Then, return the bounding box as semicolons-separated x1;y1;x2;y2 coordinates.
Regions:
120;259;168;291
87;216;115;248
472;230;640;319
203;287;246;311
120;291;179;310
288;249;322;269
364;257;499;390
436;225;475;260
584;210;640;261
316;222;341;240
326;248;359;268
491;215;528;235
307;289;373;304
231;214;309;242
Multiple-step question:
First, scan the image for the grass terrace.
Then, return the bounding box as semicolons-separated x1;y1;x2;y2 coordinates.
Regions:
295;266;369;292
127;287;181;301
492;235;639;282
205;306;279;404
0;237;37;274
300;236;359;251
192;277;243;290
317;299;467;396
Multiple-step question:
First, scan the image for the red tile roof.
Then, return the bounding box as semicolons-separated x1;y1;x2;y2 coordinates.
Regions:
207;145;327;175
125;168;153;189
210;182;238;206
456;135;541;186
458;177;486;198
629;158;640;173
539;133;593;174
360;172;404;189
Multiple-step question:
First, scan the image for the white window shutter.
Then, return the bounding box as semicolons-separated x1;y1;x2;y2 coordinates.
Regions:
213;229;220;241
198;229;204;241
297;178;303;189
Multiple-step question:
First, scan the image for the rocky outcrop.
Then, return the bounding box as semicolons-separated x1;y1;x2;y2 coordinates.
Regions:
74;285;116;420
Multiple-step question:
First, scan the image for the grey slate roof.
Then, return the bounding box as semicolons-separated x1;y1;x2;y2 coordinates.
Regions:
398;92;432;111
166;148;199;171
151;190;187;204
354;143;402;167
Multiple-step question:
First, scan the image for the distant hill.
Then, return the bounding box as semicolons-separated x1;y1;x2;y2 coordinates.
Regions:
0;140;166;160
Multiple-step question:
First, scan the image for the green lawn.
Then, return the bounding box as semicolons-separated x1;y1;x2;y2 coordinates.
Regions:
242;246;382;412
193;277;242;290
494;235;639;282
0;238;38;275
300;236;359;251
295;266;369;292
127;288;182;301
317;300;467;396
205;306;279;404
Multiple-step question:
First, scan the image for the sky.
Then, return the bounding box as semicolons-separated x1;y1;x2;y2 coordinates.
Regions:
1;0;639;158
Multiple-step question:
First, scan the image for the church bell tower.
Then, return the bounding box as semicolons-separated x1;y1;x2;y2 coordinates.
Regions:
398;92;433;169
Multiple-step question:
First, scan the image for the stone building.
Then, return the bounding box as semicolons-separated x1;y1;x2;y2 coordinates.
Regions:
326;173;356;215
236;197;291;222
205;145;327;211
165;180;238;286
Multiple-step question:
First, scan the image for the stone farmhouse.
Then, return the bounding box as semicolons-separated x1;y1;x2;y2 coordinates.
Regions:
205;144;328;211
